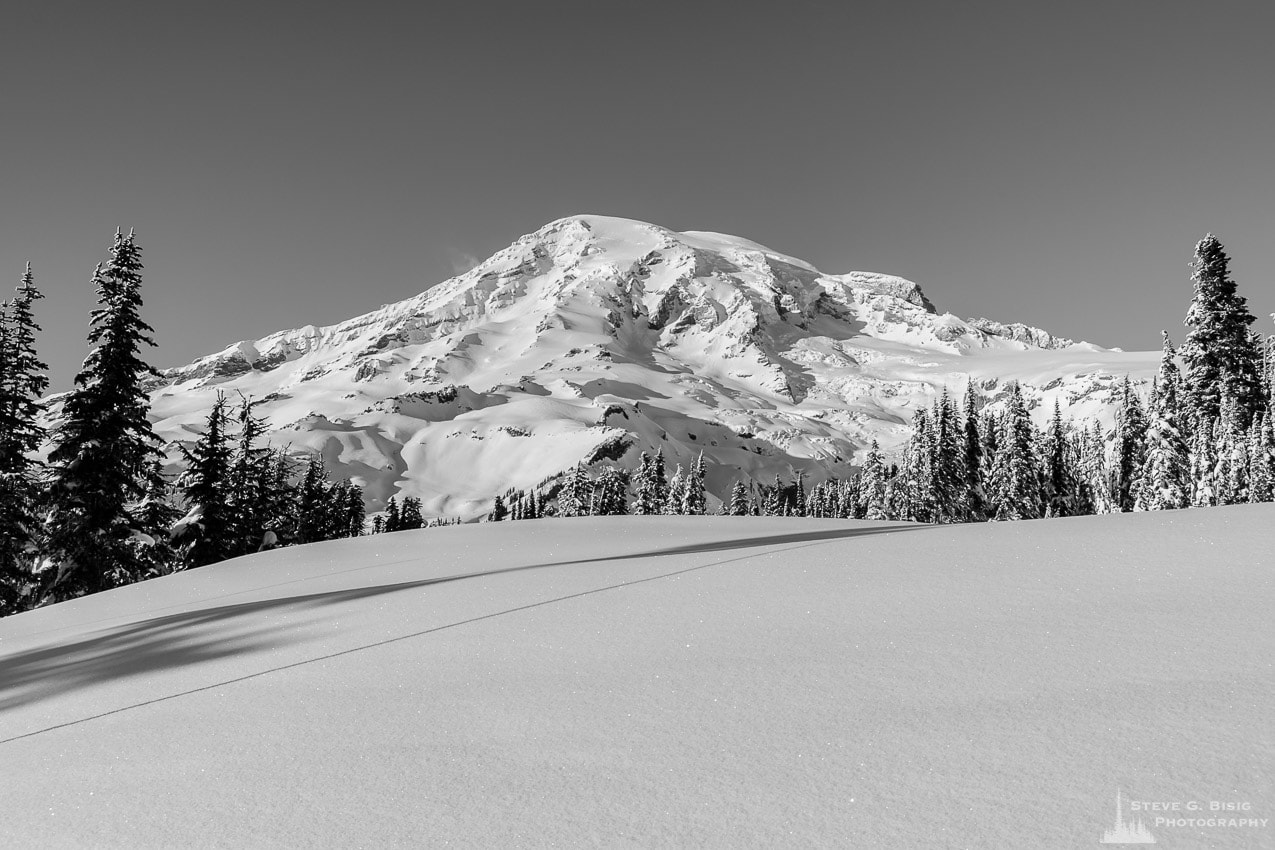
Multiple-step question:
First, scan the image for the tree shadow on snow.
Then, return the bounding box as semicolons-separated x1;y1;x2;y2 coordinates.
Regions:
0;523;922;714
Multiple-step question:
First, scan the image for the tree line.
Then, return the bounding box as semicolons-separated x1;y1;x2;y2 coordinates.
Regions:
0;232;372;616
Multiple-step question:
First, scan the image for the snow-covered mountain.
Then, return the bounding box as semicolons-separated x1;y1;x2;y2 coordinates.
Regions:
144;215;1157;518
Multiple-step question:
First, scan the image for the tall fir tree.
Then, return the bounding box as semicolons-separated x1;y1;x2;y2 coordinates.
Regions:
1135;333;1191;511
682;453;707;515
857;440;888;521
990;383;1042;521
175;394;235;567
0;265;50;613
728;480;750;516
44;232;163;599
1042;400;1077;517
1112;377;1148;512
1180;234;1262;427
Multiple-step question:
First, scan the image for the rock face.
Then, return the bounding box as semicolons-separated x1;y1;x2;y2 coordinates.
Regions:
138;215;1156;518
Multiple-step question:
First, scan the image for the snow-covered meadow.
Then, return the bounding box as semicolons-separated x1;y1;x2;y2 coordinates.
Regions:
2;507;1271;848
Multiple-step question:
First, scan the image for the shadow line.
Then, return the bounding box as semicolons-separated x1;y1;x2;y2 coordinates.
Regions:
0;523;924;728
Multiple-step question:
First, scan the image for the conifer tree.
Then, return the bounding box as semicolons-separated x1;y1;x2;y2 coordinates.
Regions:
651;446;669;509
1042;400;1077;517
1136;333;1191;511
558;465;590;518
383;495;401;533
0;265;50;613
1180;234;1262;426
682;453;707;515
399;496;424;529
593;467;629;515
224;397;276;554
344;484;366;536
961;382;986;520
631;451;660;515
728;480;750;516
489;494;508;521
297;456;333;541
1247;412;1274;503
1112;377;1148;511
175;394;235;567
665;464;687;515
990;383;1041;521
44;232;164;598
857;440;888;521
930;389;966;523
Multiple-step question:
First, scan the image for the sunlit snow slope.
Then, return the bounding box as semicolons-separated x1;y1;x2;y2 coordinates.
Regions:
123;215;1157;518
2;507;1271;848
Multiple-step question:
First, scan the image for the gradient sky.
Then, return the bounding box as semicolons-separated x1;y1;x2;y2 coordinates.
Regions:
3;2;1273;390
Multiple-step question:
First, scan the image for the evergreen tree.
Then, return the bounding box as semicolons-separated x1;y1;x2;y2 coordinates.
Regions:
558;465;589;518
399;496;424;529
592;467;629;515
728;480;750;516
961;382;986;520
344;484;366;536
1247;412;1274;503
665;464;687;515
1042;400;1076;517
44;231;164;598
0;265;50;613
651;446;669;509
489;494;508;521
1135;333;1191;511
990;383;1042;521
930;389;966;523
857;440;888;521
383;495;402;533
682;453;707;515
1112;377;1148;511
225;397;277;555
297;456;333;541
175;394;235;567
1180;234;1262;426
631;451;660;515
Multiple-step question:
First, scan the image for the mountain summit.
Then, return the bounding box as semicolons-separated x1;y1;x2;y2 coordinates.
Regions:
147;215;1156;517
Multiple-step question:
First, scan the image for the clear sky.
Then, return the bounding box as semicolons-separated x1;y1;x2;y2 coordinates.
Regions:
3;2;1273;390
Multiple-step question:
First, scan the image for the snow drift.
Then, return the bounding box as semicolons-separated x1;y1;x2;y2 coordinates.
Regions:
2;506;1270;847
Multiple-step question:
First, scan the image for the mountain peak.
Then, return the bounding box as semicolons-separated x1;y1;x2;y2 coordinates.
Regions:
138;216;1156;518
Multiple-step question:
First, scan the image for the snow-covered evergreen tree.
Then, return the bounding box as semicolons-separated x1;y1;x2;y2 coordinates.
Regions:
631;451;660;515
1135;332;1191;511
682;453;707;515
665;464;687;515
592;467;629;515
489;494;508;521
857;440;888;521
990;383;1041;521
174;394;235;567
1112;377;1148;512
728;480;750;516
44;232;164;599
1042;400;1077;517
1180;234;1263;426
0;265;49;613
557;465;589;517
1247;411;1274;503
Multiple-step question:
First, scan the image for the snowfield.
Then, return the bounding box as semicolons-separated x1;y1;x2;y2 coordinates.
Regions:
2;508;1271;848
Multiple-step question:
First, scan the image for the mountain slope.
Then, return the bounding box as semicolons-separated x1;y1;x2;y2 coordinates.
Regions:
2;507;1270;847
141;215;1157;517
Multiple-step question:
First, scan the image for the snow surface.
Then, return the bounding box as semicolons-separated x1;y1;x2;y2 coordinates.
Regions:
38;214;1160;519
2;507;1271;848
